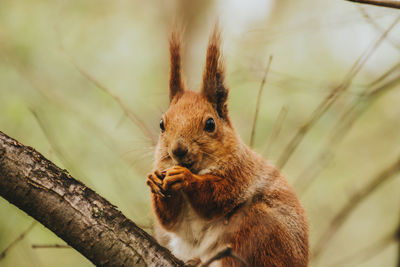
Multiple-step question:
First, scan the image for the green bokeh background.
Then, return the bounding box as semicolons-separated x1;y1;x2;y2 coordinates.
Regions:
0;0;399;266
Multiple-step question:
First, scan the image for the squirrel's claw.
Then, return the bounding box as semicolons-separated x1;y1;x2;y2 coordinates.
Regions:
162;175;185;192
147;172;166;197
162;166;193;192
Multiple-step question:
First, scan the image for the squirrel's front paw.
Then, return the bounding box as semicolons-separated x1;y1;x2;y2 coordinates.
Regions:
146;171;166;197
162;166;194;192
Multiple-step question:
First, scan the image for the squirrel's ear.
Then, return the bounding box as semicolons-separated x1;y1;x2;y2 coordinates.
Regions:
169;31;185;102
201;26;229;119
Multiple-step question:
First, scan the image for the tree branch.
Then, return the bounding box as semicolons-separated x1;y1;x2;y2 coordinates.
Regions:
346;0;400;9
0;131;183;267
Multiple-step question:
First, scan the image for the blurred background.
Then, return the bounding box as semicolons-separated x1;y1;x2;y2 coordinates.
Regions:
0;0;399;266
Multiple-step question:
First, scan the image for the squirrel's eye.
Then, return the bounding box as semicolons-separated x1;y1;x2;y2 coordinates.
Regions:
160;119;165;132
204;118;215;132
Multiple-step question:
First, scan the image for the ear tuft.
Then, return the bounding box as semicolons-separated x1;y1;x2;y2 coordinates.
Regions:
201;25;229;119
169;30;184;102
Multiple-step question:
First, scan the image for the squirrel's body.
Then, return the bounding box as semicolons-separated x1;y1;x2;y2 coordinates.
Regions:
147;28;309;266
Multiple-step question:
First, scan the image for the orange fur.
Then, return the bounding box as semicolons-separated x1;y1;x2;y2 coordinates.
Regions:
146;26;309;266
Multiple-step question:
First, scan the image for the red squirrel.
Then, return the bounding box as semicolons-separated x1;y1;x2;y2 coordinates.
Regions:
146;27;309;267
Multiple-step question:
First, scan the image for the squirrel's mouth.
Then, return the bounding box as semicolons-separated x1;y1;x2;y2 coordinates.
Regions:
179;161;199;173
180;161;194;169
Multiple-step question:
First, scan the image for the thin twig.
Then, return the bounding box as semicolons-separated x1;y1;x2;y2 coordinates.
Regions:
359;7;400;51
312;155;400;262
263;106;288;157
0;221;37;260
69;58;156;146
250;55;273;148
367;61;400;87
295;72;400;194
57;38;156;146
32;244;71;249
29;109;82;178
276;16;400;169
0;50;118;151
346;0;400;9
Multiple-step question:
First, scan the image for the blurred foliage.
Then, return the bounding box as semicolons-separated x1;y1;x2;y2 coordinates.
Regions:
0;0;399;266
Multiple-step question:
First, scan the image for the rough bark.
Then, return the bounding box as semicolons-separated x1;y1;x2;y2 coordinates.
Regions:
0;131;184;267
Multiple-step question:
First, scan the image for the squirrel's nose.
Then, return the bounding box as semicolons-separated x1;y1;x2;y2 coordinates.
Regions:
172;142;188;159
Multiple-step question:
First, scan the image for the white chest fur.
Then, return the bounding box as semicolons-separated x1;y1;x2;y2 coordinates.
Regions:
165;197;227;265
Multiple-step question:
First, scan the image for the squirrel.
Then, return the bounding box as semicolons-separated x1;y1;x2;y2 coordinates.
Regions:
146;27;309;267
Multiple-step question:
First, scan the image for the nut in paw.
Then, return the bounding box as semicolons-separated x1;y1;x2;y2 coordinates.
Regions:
146;171;166;197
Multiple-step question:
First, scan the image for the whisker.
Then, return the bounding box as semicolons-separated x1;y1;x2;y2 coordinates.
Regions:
198;149;220;162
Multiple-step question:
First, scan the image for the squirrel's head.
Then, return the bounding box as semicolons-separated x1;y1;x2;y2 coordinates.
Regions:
155;27;238;174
